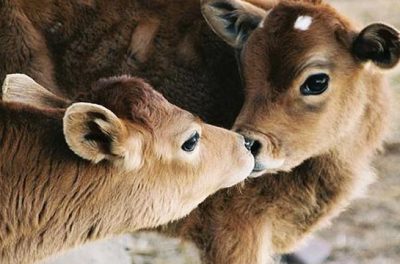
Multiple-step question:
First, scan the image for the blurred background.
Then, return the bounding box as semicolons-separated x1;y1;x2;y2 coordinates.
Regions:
43;1;400;263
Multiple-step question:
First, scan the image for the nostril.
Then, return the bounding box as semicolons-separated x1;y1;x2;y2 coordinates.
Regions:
244;137;255;151
250;140;262;156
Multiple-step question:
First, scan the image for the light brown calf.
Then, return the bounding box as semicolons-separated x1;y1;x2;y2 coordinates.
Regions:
0;74;254;264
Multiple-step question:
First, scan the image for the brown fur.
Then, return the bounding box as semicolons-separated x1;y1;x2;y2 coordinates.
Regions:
0;0;399;263
127;16;160;66
0;75;254;264
184;1;398;263
0;0;243;127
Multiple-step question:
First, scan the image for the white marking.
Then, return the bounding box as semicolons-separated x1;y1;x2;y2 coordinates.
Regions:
294;15;313;31
258;10;271;29
258;19;265;28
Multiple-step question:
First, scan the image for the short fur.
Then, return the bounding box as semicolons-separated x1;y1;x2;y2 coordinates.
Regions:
0;75;254;263
0;0;399;263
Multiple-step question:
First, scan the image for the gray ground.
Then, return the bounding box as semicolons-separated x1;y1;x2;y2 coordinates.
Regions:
43;1;400;263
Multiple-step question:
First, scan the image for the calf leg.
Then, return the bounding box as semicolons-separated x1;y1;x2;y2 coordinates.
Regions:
0;2;57;94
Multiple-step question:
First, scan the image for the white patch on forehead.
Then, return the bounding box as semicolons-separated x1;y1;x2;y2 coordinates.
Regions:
294;15;313;31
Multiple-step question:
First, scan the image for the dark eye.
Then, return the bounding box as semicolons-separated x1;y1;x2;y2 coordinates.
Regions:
182;132;200;152
300;73;330;96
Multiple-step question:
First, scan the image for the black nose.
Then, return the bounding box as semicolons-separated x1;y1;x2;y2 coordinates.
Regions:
244;137;262;156
250;140;262;156
244;137;255;151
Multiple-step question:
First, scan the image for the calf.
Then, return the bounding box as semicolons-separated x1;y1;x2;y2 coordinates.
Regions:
181;0;398;262
1;0;399;263
0;74;254;264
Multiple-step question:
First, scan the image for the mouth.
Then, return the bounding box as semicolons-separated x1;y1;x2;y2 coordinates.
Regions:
249;158;286;178
248;162;267;178
252;162;266;172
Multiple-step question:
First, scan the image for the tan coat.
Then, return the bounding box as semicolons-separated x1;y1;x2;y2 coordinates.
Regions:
0;0;399;263
0;75;254;264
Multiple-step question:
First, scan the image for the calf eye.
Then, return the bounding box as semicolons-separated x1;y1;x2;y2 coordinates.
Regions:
182;132;200;152
301;73;330;96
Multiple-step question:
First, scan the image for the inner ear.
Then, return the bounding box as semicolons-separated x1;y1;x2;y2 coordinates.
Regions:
352;23;400;69
85;118;113;155
63;103;127;163
201;0;268;48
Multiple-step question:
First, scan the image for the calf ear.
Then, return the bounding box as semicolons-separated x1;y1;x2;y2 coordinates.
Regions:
64;103;142;169
201;0;268;49
2;74;70;108
352;23;400;69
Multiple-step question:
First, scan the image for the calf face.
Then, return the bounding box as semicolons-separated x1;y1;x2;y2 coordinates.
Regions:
202;0;400;175
3;74;255;221
73;76;255;188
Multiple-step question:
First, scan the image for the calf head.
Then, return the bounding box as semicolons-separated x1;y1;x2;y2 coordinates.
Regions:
69;76;255;188
202;0;400;175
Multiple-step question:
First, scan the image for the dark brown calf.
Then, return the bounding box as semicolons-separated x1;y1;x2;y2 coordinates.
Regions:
184;0;399;262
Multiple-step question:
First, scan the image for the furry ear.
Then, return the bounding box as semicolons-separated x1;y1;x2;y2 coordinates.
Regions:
352;23;400;69
201;0;268;48
64;102;142;169
2;74;69;108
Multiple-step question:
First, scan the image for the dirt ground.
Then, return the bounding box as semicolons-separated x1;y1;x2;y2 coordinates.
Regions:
44;1;400;264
